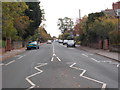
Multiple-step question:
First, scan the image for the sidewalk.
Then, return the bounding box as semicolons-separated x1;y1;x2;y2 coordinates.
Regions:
0;43;45;61
0;48;26;61
77;45;119;62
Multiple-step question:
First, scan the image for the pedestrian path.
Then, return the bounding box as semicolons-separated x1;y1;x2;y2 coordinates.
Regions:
0;48;26;61
0;43;45;61
77;45;119;62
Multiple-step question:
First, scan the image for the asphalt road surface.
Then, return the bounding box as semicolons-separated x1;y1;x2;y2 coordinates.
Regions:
1;42;120;90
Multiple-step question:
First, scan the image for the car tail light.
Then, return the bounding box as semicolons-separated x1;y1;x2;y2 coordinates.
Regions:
33;44;36;46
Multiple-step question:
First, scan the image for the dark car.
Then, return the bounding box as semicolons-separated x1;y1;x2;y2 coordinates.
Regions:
27;41;39;50
67;40;75;47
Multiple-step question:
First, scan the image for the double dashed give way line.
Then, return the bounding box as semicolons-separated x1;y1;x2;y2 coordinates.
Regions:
82;53;120;68
0;55;26;66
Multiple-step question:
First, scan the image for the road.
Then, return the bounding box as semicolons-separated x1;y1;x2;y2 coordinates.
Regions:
1;42;120;90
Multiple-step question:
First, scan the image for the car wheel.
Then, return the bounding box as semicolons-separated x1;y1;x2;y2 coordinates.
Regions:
27;48;29;50
38;46;39;49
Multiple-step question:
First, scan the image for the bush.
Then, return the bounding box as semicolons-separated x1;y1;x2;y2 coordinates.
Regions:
0;40;5;48
109;30;120;45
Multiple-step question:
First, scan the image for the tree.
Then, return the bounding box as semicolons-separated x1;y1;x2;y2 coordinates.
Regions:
14;16;31;39
24;2;43;39
37;26;51;42
2;2;28;40
57;17;74;33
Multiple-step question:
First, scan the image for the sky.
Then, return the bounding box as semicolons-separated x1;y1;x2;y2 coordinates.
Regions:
39;0;118;37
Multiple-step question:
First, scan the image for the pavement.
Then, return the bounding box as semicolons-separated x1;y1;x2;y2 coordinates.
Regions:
1;42;120;89
0;48;26;61
0;43;44;61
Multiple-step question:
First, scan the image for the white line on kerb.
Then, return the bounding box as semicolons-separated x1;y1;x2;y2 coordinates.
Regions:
70;63;107;90
82;54;88;57
26;63;47;89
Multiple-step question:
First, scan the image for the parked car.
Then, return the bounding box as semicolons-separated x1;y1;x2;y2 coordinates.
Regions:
63;40;68;45
27;41;39;50
67;40;76;47
58;39;63;43
47;40;52;44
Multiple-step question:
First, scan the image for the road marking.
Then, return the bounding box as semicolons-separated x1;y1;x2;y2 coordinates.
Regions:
52;44;55;54
51;57;54;62
1;60;16;66
82;54;88;57
52;43;62;62
26;63;47;89
56;57;61;61
0;63;4;66
91;58;100;63
70;63;107;90
53;54;56;56
17;56;23;59
117;64;119;67
5;60;15;66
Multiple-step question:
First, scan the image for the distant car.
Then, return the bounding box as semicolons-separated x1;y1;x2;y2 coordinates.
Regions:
58;39;63;43
27;41;39;50
63;40;68;45
67;40;75;47
47;40;52;44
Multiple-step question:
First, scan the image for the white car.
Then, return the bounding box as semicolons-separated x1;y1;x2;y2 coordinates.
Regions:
63;40;68;45
58;39;63;43
47;40;52;44
67;40;75;47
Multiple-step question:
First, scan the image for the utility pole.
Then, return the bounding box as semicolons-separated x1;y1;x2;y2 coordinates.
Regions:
79;9;81;19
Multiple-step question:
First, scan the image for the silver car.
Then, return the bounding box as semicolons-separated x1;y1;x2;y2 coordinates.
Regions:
67;40;75;47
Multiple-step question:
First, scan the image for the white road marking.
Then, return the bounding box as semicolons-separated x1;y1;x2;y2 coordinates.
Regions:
0;63;4;66
117;64;119;67
91;58;100;63
52;44;62;62
5;60;15;66
1;60;16;66
53;54;56;56
17;56;23;59
70;63;107;90
51;57;54;62
82;54;88;57
56;57;61;61
26;63;47;89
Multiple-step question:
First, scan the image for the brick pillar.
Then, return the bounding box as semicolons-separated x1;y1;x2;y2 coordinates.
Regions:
104;39;109;50
5;39;11;51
